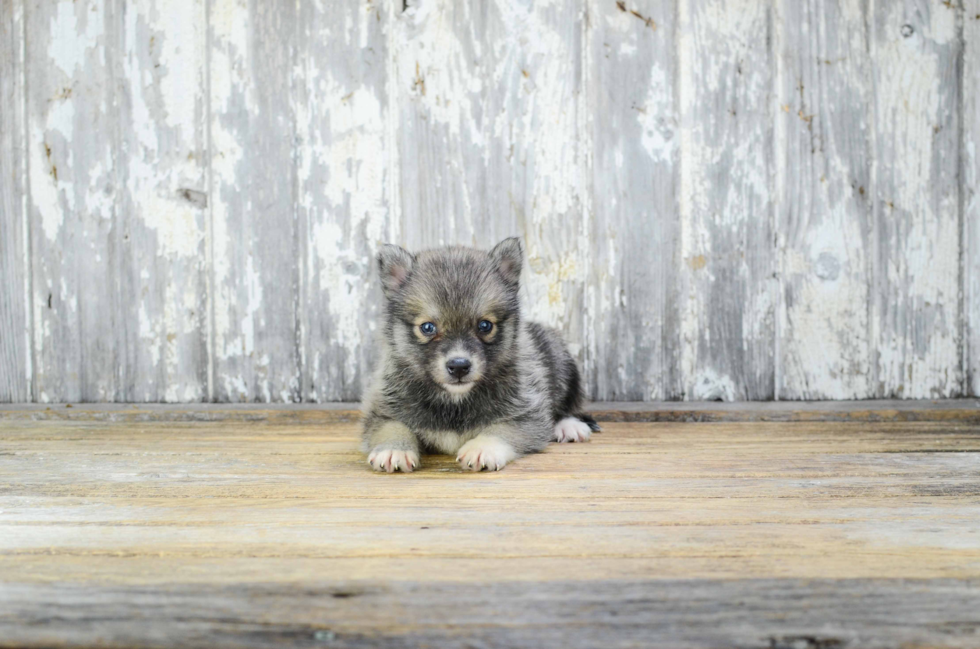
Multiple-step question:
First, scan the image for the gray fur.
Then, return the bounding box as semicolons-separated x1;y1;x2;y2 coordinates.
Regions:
361;238;597;468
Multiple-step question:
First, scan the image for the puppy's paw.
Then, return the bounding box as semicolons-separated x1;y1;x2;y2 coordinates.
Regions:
456;436;518;472
553;417;593;443
368;448;420;473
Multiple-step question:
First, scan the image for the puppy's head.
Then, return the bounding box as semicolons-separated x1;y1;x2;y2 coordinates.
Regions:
377;238;523;399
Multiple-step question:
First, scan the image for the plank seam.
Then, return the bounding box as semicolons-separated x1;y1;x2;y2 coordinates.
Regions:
20;0;35;403
581;0;594;399
868;0;880;399
204;0;215;403
384;3;401;265
110;0;125;401
970;0;979;398
668;0;682;400
957;0;968;397
2;400;977;423
291;8;303;404
771;0;781;402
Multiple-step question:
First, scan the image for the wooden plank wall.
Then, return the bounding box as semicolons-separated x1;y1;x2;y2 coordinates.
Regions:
0;0;976;403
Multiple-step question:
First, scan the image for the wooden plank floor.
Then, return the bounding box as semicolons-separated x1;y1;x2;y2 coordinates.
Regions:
2;404;980;648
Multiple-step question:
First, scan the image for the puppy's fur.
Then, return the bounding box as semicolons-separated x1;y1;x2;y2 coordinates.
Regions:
362;238;599;473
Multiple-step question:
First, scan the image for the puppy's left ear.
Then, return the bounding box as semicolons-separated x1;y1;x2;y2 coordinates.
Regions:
490;237;523;287
377;243;414;297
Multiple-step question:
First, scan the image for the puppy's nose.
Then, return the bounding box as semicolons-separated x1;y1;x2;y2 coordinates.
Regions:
446;357;472;378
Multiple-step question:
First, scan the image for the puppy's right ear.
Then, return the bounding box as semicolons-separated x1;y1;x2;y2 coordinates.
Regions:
489;237;523;287
377;244;414;297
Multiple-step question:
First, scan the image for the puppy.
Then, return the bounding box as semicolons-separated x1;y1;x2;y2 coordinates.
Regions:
361;237;599;473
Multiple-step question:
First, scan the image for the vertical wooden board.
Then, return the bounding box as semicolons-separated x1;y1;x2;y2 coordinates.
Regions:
484;0;589;373
872;0;961;398
391;0;487;251
966;1;980;397
209;0;300;402
774;0;873;399
677;0;776;400
27;0;122;402
0;0;31;402
587;0;677;400
117;0;209;401
393;0;590;383
295;0;389;401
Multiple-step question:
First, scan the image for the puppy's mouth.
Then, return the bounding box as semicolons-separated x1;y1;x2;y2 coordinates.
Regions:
442;381;475;395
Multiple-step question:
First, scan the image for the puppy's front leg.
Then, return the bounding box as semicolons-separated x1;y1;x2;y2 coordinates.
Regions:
365;420;420;473
456;421;547;472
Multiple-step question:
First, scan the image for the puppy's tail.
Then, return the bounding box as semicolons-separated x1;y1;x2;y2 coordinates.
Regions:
573;412;601;433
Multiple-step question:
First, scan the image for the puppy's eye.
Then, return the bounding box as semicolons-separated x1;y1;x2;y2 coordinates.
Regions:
478;320;493;334
419;322;437;336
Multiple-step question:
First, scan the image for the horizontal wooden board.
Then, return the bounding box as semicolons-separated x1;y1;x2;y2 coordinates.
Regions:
1;400;978;423
3;579;980;649
2;415;980;646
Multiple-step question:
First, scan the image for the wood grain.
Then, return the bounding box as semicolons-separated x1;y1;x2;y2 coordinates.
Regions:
872;0;961;398
487;0;589;364
208;0;300;402
2;415;980;647
117;0;210;402
775;0;873;399
588;0;678;400
27;0;121;402
295;0;390;402
24;0;211;403
0;0;31;402
677;0;776;401
392;0;490;249
2;579;979;649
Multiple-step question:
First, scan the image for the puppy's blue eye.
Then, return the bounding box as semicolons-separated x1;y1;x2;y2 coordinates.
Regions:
419;322;436;336
478;320;493;334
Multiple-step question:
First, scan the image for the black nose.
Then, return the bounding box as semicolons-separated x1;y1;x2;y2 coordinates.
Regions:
446;357;472;378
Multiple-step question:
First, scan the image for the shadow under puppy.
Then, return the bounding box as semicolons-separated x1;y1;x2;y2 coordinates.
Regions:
362;237;599;473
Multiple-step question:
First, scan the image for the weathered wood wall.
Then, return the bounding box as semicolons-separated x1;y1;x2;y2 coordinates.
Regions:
0;0;977;403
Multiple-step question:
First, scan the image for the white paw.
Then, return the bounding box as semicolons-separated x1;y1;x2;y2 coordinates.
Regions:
553;417;592;443
368;448;420;473
456;436;518;472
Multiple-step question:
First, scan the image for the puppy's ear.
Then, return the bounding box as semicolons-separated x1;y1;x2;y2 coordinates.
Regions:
489;237;523;287
377;244;414;297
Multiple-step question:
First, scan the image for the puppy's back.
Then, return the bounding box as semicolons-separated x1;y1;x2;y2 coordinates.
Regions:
523;322;585;422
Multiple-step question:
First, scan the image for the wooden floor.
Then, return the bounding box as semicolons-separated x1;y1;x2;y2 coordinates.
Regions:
2;403;980;648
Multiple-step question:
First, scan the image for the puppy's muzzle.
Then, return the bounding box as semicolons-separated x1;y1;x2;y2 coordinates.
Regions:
446;357;472;379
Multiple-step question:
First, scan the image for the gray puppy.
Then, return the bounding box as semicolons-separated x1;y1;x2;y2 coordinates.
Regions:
362;238;599;473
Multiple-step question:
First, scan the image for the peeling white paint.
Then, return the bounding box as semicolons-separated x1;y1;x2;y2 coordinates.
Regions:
873;0;960;398
678;0;775;400
638;64;675;164
774;0;873;400
210;0;249;372
496;0;587;335
692;369;736;402
7;0;978;404
48;1;103;76
294;0;390;400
